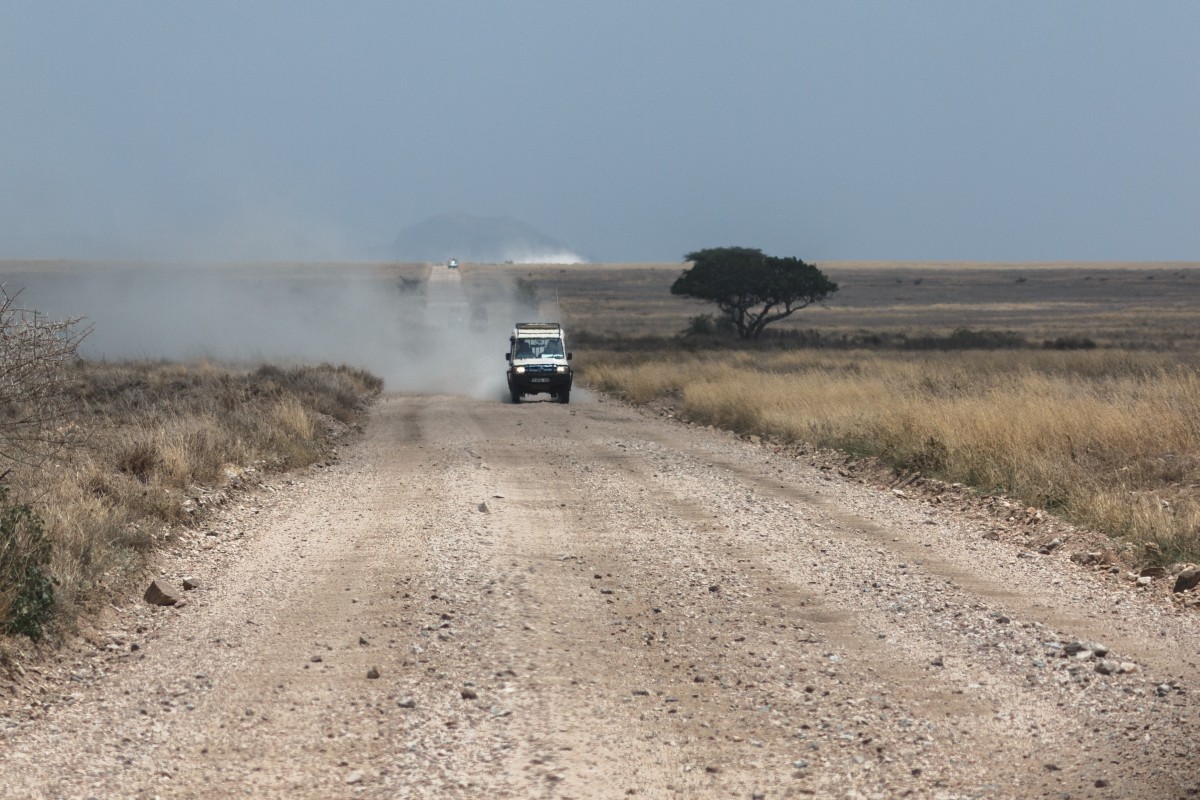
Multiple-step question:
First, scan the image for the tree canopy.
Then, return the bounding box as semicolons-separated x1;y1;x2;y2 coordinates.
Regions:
671;247;838;340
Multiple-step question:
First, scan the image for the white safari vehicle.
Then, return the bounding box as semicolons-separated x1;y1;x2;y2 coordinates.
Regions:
505;322;573;404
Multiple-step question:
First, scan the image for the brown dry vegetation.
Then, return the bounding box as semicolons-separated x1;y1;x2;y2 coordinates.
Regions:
1;360;381;637
561;261;1200;565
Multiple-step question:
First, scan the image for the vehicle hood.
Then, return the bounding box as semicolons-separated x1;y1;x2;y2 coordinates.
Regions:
511;357;570;367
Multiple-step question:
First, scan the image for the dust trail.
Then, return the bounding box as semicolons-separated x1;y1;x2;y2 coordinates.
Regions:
0;261;557;398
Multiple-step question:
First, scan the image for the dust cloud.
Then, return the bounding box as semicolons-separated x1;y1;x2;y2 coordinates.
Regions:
0;262;556;399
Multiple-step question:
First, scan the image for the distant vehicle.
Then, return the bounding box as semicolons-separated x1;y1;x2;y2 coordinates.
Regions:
505;322;572;404
447;259;459;269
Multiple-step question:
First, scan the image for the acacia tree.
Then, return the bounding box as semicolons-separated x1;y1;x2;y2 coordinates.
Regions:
671;247;837;340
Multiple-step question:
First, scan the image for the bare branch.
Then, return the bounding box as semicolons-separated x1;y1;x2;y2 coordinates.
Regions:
0;286;91;469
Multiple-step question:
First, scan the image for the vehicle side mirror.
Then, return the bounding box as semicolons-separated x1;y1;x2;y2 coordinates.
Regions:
567;352;573;360
505;353;511;361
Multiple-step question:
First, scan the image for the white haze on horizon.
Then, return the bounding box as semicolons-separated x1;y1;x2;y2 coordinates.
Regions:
499;249;587;266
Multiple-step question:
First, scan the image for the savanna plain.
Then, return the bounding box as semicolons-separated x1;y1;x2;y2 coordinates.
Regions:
2;259;1200;800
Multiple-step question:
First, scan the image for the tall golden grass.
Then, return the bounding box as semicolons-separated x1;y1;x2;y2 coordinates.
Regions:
584;349;1200;563
1;361;382;635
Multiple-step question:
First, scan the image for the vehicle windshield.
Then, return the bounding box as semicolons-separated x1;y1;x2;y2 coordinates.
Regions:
515;338;564;358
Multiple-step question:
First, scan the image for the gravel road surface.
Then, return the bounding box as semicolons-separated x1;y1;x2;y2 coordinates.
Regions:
2;393;1199;799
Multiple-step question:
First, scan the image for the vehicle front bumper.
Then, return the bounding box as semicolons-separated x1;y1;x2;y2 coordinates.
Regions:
508;368;573;394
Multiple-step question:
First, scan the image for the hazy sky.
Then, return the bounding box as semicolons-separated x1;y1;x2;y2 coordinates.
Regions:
1;2;1196;263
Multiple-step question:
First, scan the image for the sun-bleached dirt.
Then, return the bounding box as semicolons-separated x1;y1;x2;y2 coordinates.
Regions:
3;393;1200;799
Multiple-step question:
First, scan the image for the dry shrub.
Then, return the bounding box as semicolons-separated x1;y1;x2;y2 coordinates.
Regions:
584;348;1200;563
0;288;89;467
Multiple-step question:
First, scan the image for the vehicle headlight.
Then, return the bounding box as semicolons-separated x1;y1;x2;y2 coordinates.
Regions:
514;366;525;374
556;366;567;373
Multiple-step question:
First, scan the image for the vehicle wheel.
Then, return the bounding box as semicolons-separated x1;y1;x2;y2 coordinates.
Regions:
510;389;521;404
558;390;570;404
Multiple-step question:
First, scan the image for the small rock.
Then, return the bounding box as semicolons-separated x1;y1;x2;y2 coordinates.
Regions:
1136;576;1153;587
1094;659;1117;675
359;636;369;646
1118;662;1139;674
461;687;478;700
477;502;490;513
182;577;201;591
1173;567;1200;594
366;667;380;679
310;655;323;663
1156;683;1173;697
144;580;178;607
749;435;761;445
345;770;363;785
1038;537;1064;555
397;698;417;709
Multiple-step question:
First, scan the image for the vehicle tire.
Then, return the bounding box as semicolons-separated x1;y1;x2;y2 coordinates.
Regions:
558;389;570;404
510;389;521;404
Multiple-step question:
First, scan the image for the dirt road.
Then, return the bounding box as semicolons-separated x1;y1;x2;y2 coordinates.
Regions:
3;394;1199;799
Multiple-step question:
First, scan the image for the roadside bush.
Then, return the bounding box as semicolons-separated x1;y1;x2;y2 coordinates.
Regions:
0;487;55;640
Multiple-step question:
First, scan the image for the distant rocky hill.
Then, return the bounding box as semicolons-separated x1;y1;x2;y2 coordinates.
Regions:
392;213;584;264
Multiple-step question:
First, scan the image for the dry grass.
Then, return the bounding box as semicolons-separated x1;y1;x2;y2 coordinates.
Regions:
584;348;1200;565
2;360;382;635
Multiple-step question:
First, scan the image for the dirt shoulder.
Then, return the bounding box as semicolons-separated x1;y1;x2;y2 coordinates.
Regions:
2;393;1198;799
